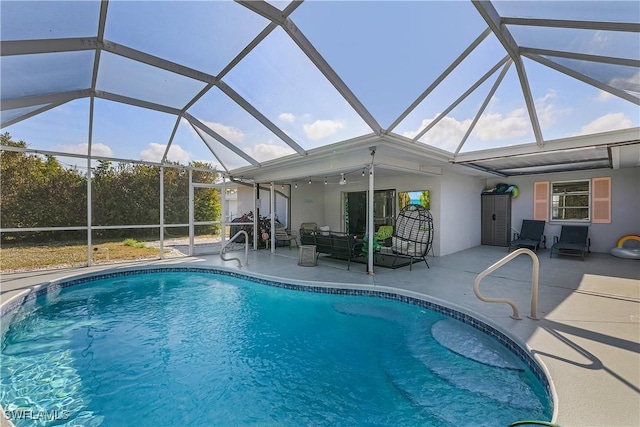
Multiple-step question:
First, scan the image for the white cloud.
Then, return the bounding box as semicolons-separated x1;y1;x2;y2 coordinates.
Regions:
402;116;469;151
202;121;244;144
279;112;295;123
578;113;633;135
303;119;344;140
474;109;530;140
243;143;296;161
609;71;640;97
55;142;113;158
596;90;614;102
91;143;114;158
402;108;529;151
141;142;191;163
533;89;571;128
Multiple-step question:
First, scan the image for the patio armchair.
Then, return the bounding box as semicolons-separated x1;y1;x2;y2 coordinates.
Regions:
374;225;394;247
509;220;546;253
299;222;318;246
274;223;298;249
550;225;590;260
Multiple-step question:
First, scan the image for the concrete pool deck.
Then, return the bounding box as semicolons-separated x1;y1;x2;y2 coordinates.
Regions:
1;245;638;426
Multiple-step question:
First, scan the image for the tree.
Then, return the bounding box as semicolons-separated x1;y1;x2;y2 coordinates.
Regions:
1;133;87;243
1;133;222;243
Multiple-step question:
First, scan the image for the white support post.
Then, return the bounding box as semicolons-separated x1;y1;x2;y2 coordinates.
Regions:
368;164;375;275
221;178;227;244
270;182;276;253
87;156;92;266
159;166;164;259
188;169;194;256
253;183;258;250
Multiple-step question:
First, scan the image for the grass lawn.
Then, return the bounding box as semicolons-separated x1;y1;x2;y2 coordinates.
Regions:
0;239;164;273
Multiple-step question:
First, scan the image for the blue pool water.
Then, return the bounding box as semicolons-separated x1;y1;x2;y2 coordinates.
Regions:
1;271;552;426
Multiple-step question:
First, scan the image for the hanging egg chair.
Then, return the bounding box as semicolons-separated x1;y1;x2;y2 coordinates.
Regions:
391;204;434;270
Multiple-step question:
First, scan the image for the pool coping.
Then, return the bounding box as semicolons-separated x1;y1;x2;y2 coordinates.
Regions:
0;264;558;425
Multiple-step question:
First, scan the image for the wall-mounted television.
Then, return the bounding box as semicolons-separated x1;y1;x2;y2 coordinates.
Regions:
399;190;430;210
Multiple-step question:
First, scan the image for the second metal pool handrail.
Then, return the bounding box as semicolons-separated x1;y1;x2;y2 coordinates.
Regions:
220;230;249;267
474;248;539;320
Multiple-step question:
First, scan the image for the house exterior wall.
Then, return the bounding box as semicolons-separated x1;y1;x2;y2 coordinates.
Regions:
289;183;327;234
286;171;487;257
439;171;485;256
262;166;639;258
236;185;255;219
486;167;640;253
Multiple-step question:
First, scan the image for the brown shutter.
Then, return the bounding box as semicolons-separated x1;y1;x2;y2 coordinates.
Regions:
533;181;549;222
592;177;611;223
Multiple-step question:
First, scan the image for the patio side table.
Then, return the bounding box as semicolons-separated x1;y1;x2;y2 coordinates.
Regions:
298;245;318;266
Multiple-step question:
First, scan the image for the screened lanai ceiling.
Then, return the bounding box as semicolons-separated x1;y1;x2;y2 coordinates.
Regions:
1;0;639;178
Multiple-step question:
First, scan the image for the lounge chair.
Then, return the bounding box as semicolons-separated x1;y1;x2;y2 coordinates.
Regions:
550;225;590;260
509;220;546;253
274;223;298;249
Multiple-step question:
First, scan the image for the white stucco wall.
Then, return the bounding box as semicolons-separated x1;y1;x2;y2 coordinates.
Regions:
438;171;485;256
236;185;255;219
289;183;327;234
486;167;640;253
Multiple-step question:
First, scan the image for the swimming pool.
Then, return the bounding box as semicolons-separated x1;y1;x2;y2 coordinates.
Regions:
1;268;552;426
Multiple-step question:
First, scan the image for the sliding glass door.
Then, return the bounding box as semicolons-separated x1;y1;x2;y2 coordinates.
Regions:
344;189;395;236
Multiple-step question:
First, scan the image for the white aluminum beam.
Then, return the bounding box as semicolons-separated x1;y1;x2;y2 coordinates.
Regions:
221;1;300;80
473;1;544;145
523;53;640;105
218;22;277;80
389;27;493;132
0;38;98;56
520;47;640;68
97;0;109;39
473;1;520;59
184;112;260;166
1;102;60;128
502;17;640;33
455;60;512;155
514;56;544;146
236;0;286;24
237;1;381;134
102;40;217;85
0;144;225;173
190;122;231;174
1;89;91;110
413;56;510;142
162;116;183;164
217;81;306;155
453;127;640;163
281;17;382;134
95;90;182;115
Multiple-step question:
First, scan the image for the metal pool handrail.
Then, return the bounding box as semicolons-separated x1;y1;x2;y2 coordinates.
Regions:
220;230;249;267
473;248;540;320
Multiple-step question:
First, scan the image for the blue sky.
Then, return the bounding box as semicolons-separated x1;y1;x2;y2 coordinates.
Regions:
2;0;638;169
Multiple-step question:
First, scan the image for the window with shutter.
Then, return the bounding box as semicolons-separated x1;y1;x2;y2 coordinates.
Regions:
533;181;549;222
592;177;611;223
551;180;590;221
